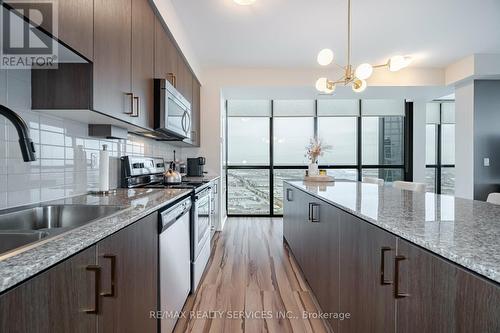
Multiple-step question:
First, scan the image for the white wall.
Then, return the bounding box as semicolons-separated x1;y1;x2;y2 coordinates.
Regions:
454;81;475;199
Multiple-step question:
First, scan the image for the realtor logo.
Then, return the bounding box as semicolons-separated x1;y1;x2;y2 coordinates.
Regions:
1;0;58;69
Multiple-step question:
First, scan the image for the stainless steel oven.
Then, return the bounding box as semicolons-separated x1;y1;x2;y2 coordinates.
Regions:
191;187;211;292
154;79;191;140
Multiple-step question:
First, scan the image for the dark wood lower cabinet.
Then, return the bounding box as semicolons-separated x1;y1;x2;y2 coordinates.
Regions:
0;213;159;333
0;246;97;333
397;239;500;333
98;212;158;333
396;239;457;333
283;184;340;331
339;211;396;333
283;184;500;333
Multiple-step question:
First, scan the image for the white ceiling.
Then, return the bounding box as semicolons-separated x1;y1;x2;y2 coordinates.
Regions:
170;0;500;69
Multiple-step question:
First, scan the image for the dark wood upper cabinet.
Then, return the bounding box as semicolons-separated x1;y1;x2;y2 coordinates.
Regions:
28;0;202;143
177;60;193;102
131;0;155;129
0;246;97;333
186;78;201;146
339;212;396;333
93;0;132;119
154;17;178;85
25;0;94;60
97;213;158;333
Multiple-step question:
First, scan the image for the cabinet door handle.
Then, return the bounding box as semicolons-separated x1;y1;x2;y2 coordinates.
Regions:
131;96;139;117
286;188;293;201
100;254;116;297
380;247;393;285
308;203;320;223
394;255;410;299
85;265;101;314
167;73;176;88
183;111;191;134
124;93;134;115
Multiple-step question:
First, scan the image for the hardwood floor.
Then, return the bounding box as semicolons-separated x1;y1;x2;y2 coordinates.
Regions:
173;218;331;333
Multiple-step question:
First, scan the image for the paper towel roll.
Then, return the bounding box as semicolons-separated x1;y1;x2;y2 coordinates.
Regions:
99;145;110;192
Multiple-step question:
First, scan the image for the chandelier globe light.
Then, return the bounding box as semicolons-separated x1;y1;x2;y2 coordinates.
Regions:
316;0;413;94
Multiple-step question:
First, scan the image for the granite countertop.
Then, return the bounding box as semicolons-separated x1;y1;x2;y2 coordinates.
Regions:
182;175;220;183
0;188;191;293
286;180;500;284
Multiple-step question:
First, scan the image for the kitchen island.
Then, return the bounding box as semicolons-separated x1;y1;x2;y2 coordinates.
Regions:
283;180;500;333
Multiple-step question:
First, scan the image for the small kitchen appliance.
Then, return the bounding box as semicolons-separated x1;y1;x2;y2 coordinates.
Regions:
187;157;206;177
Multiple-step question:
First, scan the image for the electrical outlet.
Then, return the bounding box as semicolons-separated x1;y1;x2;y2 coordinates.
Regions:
484;158;490;167
90;153;98;169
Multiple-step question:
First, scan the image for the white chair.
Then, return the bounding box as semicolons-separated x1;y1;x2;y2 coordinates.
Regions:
393;181;426;193
487;193;500;205
362;177;385;186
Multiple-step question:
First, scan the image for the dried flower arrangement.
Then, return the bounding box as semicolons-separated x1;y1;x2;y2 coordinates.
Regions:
305;137;331;164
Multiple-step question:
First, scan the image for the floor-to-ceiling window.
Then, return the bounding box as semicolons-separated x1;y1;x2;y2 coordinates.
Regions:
226;100;271;215
226;99;410;216
425;101;455;195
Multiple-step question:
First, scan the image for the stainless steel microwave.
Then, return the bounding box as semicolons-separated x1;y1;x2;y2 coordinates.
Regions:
154;79;191;140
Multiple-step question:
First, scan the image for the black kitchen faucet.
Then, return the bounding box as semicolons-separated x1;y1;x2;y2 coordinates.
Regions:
0;104;37;162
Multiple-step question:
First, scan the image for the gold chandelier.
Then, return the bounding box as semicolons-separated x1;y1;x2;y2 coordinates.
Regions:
315;0;412;94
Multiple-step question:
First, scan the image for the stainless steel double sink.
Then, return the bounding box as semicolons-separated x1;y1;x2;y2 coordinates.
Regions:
0;205;124;255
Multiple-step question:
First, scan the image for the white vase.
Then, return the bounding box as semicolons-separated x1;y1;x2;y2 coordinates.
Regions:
308;162;319;176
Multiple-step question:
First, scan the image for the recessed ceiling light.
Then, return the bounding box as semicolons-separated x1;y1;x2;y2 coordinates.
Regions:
234;0;256;5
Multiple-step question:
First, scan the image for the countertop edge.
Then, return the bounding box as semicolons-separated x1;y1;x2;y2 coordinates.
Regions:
284;180;500;285
0;189;192;294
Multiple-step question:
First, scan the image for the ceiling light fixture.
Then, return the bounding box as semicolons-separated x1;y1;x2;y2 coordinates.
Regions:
315;0;413;94
233;0;256;5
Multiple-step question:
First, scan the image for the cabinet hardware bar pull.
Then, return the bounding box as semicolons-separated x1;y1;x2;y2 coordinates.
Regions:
286;188;293;201
308;203;320;223
394;255;410;299
132;96;139;117
167;73;177;88
380;247;393;285
85;265;101;314
100;254;117;297
124;93;134;115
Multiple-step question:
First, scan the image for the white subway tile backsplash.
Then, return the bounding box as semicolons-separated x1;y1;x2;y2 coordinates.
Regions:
0;193;6;208
39;114;65;132
0;70;7;105
7;158;41;175
0;175;7;192
0;69;181;210
40;130;65;146
8;189;41;207
41;186;66;202
41;145;65;159
0;159;7;175
7;173;41;192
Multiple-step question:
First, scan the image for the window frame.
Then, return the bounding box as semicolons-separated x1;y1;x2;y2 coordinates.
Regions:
425;101;456;195
226;100;413;217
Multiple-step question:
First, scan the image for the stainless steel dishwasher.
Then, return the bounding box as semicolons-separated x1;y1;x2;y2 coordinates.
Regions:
159;197;192;333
